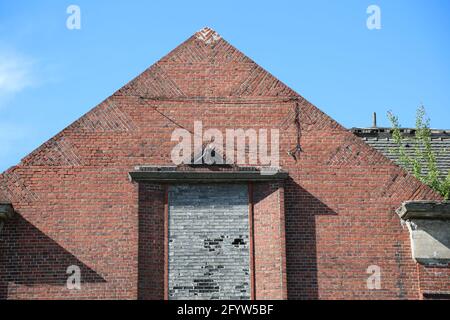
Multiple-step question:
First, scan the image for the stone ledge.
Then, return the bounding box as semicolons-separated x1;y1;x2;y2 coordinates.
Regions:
396;201;450;220
129;166;289;183
397;201;450;266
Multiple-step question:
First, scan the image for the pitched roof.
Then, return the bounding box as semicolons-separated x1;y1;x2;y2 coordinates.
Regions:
352;127;450;177
116;27;297;100
16;27;304;167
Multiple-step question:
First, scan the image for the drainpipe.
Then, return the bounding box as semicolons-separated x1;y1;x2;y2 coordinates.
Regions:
0;203;15;233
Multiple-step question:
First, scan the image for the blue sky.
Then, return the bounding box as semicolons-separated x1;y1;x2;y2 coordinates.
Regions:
0;0;449;171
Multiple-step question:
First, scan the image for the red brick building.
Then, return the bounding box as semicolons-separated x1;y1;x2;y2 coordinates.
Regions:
0;27;449;300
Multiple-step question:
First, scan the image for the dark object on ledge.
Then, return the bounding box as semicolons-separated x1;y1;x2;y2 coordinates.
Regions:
0;203;15;232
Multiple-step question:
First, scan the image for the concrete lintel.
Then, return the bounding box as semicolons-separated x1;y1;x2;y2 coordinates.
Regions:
397;201;450;220
129;166;289;183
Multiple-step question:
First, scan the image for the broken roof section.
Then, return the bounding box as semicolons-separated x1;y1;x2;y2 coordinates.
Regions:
352;127;450;177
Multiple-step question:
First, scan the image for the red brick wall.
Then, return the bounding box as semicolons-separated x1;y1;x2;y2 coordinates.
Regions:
138;183;165;300
0;29;447;299
418;265;450;297
0;169;139;299
282;101;442;299
253;182;287;300
136;181;287;300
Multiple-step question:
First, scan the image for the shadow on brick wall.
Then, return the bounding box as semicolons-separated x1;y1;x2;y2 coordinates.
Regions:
138;183;165;300
0;283;6;299
0;215;106;299
284;178;338;300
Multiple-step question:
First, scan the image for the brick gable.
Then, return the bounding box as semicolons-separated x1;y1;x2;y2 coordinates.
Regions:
0;27;445;300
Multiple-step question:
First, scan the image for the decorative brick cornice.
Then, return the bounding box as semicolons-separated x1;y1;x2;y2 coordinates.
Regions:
195;27;221;44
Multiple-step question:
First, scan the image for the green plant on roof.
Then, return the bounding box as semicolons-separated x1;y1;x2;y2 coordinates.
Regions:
387;105;450;200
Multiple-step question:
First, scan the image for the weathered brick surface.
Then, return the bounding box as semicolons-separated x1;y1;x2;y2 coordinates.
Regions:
417;265;450;295
0;28;447;299
138;183;165;300
253;182;287;299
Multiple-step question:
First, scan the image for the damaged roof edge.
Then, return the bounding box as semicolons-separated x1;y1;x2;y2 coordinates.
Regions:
351;127;450;137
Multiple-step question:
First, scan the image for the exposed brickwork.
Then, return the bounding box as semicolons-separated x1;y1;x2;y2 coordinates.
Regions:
253;182;287;300
0;28;447;299
138;183;165;300
418;265;450;296
0;167;139;299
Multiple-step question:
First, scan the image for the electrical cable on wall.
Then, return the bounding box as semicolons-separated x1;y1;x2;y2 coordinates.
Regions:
138;93;318;163
287;103;302;161
279;101;318;161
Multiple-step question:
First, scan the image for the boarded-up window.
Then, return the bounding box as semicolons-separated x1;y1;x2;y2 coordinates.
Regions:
168;184;250;300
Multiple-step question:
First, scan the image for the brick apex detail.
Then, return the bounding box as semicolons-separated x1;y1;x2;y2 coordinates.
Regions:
195;26;222;44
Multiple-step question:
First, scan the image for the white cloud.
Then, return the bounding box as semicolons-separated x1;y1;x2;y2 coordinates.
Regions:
0;122;29;161
0;50;37;106
0;49;42;170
